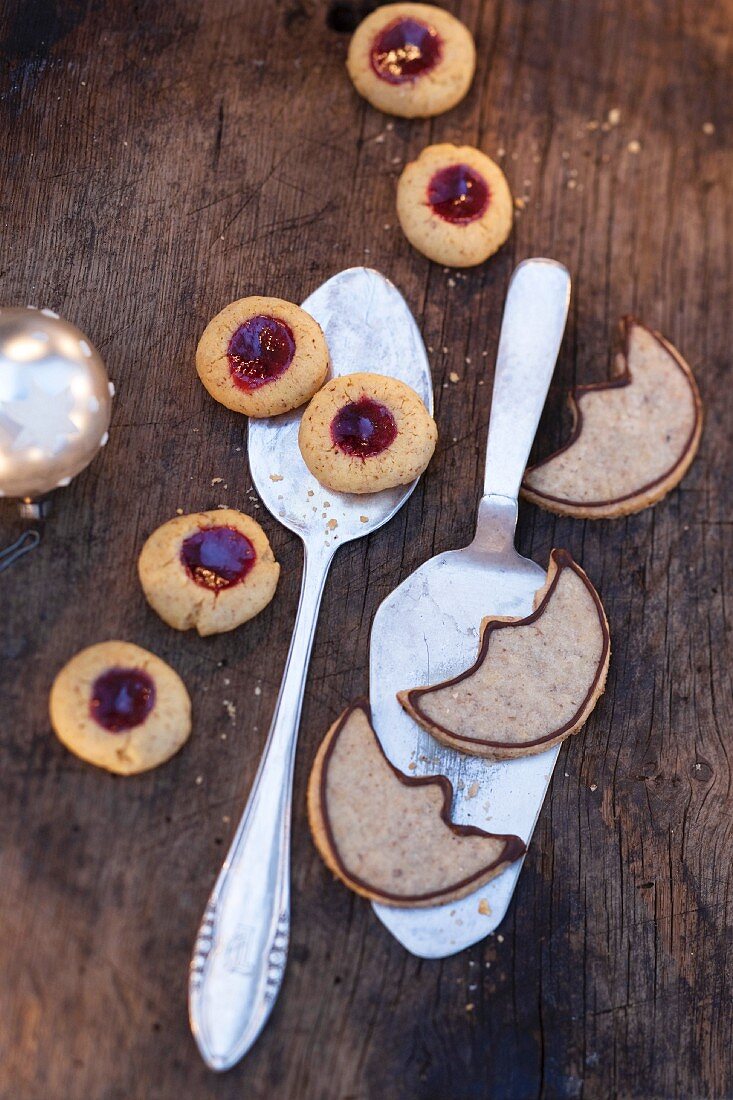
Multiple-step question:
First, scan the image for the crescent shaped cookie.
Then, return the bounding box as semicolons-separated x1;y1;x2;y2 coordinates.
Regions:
398;550;610;759
307;701;525;907
521;318;703;518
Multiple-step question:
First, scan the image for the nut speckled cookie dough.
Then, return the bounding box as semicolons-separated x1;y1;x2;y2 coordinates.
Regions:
138;509;280;636
50;641;192;775
307;701;525;907
399;550;610;759
521;318;703;518
298;372;437;494
347;3;476;118
397;144;513;266
196;296;329;417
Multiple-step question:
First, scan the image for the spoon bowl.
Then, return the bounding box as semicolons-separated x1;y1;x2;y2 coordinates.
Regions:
249;266;433;544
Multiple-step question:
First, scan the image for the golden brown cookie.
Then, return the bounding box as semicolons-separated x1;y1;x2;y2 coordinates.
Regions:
49;641;191;775
307;700;525;907
521;318;703;518
399;550;610;759
397;143;513;266
138;509;280;636
346;3;476;119
298;372;437;493
196;296;329;417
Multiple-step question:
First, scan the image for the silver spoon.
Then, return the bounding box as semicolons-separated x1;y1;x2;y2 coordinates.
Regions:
189;267;434;1070
369;258;571;957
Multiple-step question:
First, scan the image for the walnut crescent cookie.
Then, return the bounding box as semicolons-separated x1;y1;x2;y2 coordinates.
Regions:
307;700;525;907
138;509;280;637
521;318;703;518
298;372;437;494
397;143;513;267
49;641;191;776
346;3;476;119
399;549;610;759
196;296;329;418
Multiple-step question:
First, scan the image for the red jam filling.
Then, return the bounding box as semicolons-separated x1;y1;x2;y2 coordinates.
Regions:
227;315;296;391
90;668;156;733
180;526;256;591
427;164;490;223
330;397;398;458
370;17;442;84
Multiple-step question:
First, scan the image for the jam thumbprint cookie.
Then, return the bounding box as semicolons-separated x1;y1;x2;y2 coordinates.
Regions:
49;641;191;775
138;509;280;636
347;3;476;118
397;144;513;267
298;373;437;494
196;296;329;417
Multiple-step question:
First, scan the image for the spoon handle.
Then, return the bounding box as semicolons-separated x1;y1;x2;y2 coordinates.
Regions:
189;542;332;1071
483;258;571;501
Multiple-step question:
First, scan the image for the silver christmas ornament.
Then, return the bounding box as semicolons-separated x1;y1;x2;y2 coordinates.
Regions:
0;307;113;501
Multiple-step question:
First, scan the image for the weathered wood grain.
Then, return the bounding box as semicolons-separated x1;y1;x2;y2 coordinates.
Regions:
1;0;731;1096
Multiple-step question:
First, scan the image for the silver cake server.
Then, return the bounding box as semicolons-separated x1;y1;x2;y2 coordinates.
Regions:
370;258;571;958
189;267;434;1070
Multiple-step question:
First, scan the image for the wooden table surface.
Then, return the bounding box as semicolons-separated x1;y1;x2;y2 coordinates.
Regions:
2;0;731;1097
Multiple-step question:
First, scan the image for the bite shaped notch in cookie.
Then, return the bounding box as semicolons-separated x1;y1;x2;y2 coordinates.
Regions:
196;296;329;417
307;700;525;907
49;641;192;775
521;318;703;518
138;509;280;636
399;550;610;758
298;372;437;494
346;3;476;119
397;143;513;267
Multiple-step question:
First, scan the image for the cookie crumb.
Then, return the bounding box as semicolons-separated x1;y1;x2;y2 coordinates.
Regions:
607;107;621;126
195;775;203;785
211;477;224;485
360;515;369;523
478;899;492;916
408;761;417;770
269;473;284;482
567;178;577;190
702;121;715;135
327;518;338;530
223;700;236;720
175;508;183;515
447;277;456;288
497;934;504;943
586;119;599;131
254;685;261;696
590;782;598;792
514;196;526;210
466;781;480;799
449;371;460;383
627;139;641;154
